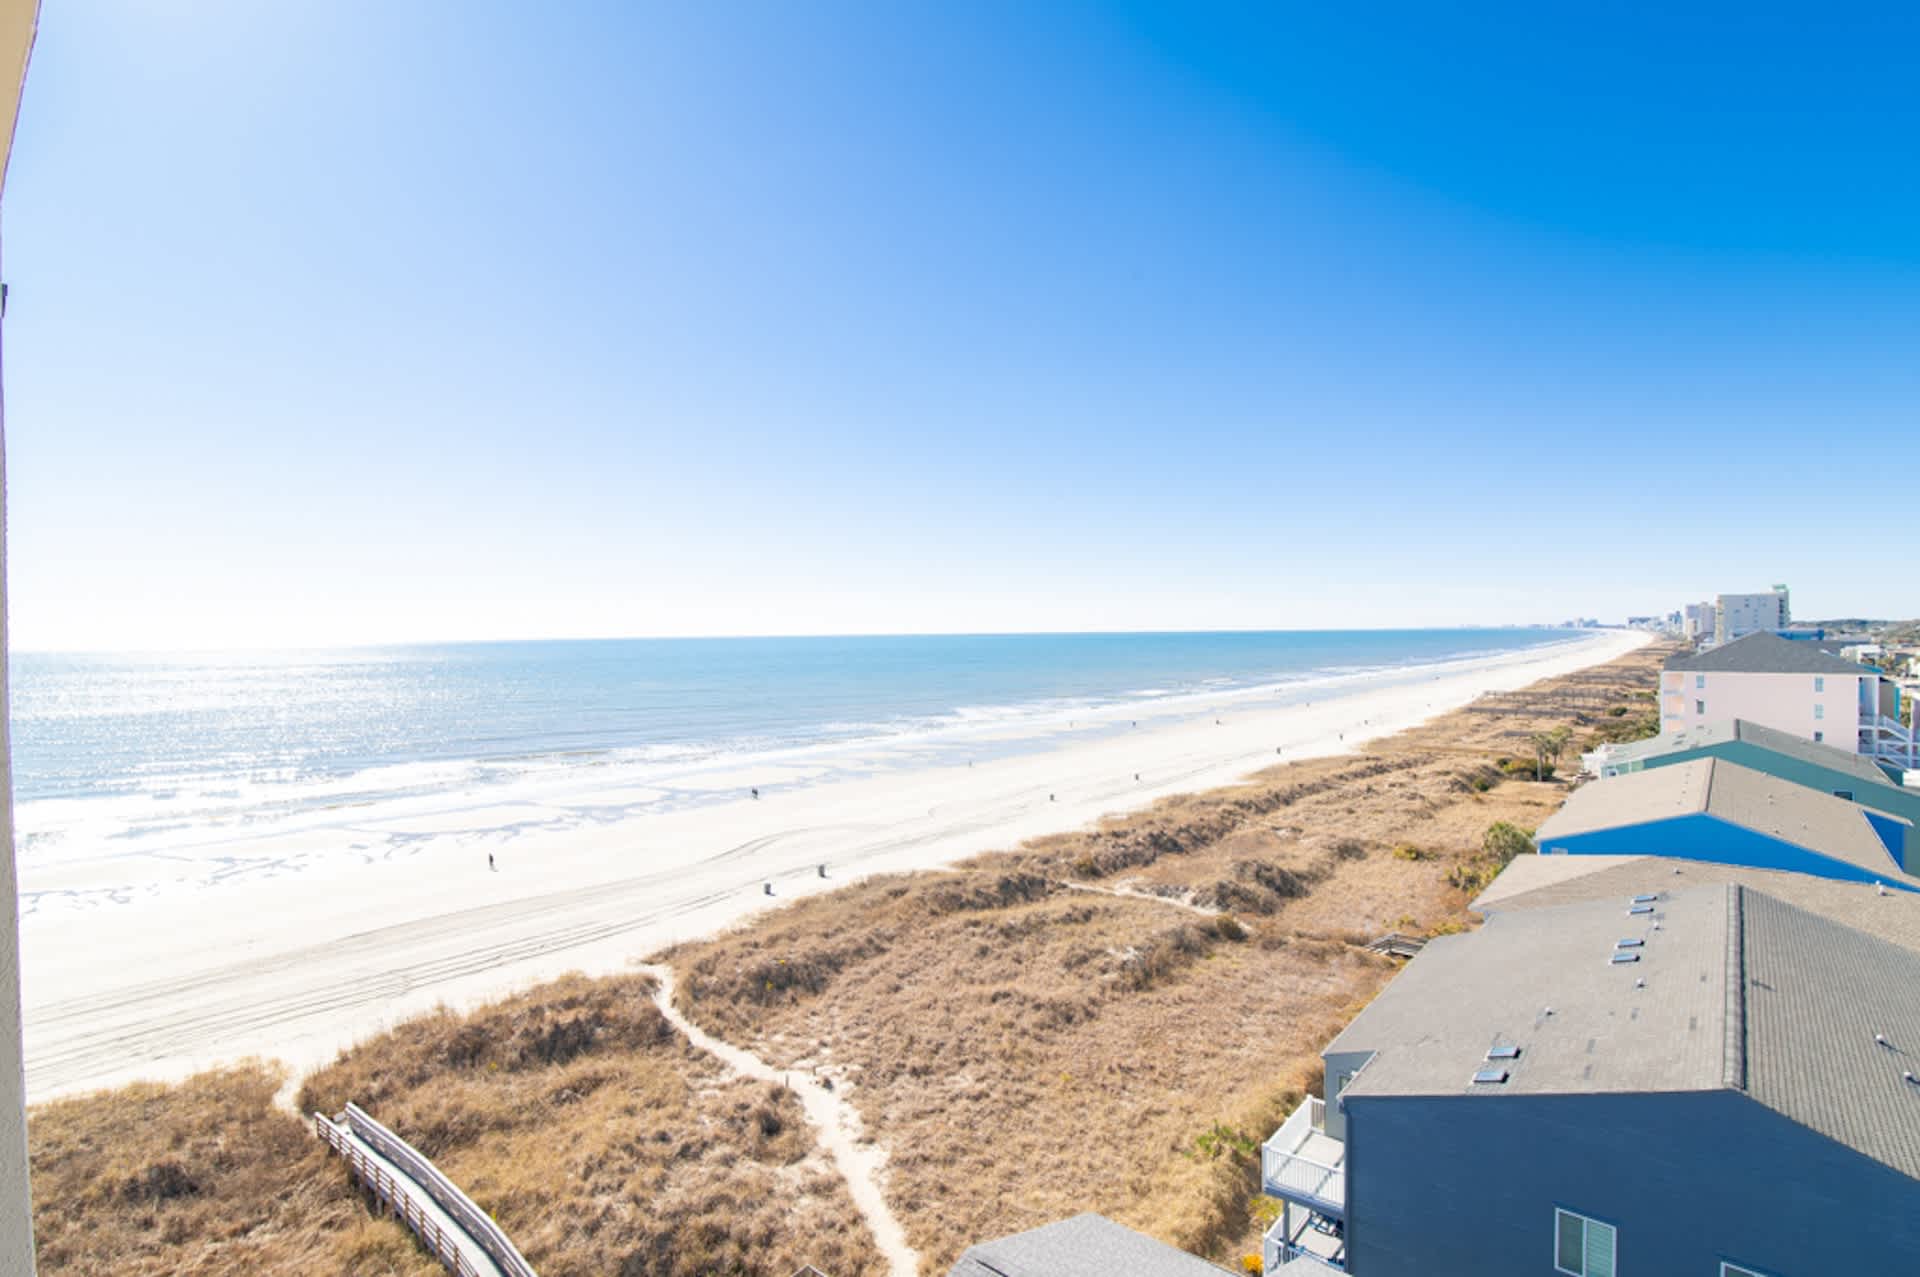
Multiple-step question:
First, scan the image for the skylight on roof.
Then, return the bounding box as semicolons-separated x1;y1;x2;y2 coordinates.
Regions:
1471;1067;1509;1085
1610;952;1642;964
1486;1044;1521;1060
1615;938;1644;949
1629;905;1655;915
1632;893;1659;904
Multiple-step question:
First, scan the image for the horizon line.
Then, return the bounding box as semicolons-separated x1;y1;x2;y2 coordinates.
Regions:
8;621;1598;658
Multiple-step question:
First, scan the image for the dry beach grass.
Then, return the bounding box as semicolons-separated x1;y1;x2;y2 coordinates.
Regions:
32;973;883;1277
26;640;1669;1275
661;639;1671;1269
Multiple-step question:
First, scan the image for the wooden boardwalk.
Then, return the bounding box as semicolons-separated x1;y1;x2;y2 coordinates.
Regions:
315;1103;536;1277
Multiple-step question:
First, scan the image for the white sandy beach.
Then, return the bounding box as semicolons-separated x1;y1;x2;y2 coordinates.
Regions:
16;629;1649;1100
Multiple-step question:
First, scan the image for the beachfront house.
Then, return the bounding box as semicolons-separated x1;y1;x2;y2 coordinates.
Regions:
1261;886;1920;1275
1533;757;1914;887
1589;718;1920;866
948;1213;1233;1277
1659;632;1919;773
1471;847;1920;959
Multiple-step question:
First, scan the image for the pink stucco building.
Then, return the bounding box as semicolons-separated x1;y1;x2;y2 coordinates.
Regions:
1662;633;1919;775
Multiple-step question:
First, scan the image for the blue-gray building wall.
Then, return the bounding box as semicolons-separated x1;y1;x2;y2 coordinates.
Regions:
1344;1089;1920;1276
1537;811;1916;891
1610;739;1920;866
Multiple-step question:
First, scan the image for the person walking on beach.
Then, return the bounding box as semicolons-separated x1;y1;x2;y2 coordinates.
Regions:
488;853;495;871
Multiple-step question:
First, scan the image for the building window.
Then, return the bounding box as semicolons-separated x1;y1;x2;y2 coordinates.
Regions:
1835;789;1853;801
1696;674;1706;689
1722;1263;1769;1277
1815;676;1825;693
1555;1208;1616;1277
1814;703;1825;720
1814;731;1824;743
1696;700;1705;715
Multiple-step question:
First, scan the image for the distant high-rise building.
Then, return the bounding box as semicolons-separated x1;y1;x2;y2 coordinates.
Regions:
1682;602;1714;640
1713;585;1790;645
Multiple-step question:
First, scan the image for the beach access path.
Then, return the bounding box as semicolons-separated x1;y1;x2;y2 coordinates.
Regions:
18;630;1648;1100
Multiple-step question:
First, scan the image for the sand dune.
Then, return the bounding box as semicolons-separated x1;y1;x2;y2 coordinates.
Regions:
17;629;1647;1099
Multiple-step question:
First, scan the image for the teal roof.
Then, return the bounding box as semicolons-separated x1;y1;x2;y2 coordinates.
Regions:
1607;719;1897;790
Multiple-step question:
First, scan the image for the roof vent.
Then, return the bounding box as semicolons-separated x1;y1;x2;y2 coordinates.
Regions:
1878;1033;1892;1049
1634;977;1646;989
1906;1071;1917;1086
1471;1067;1509;1085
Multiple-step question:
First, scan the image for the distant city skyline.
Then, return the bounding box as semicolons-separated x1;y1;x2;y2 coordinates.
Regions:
6;4;1918;651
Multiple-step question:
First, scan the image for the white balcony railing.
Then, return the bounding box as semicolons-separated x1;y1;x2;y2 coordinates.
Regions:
1261;1095;1346;1216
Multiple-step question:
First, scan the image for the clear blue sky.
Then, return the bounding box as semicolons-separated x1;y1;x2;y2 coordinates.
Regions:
5;2;1917;649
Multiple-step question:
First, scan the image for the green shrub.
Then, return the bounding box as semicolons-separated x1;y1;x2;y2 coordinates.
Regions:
1482;821;1535;865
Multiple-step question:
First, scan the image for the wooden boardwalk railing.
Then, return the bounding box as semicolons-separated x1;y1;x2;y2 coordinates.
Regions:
315;1103;537;1277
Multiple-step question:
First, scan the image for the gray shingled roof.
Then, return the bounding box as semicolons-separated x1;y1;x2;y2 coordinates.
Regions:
1474;856;1920;955
1335;885;1920;1181
1666;632;1874;675
1332;887;1731;1098
1534;759;1910;882
1603;718;1897;789
1742;888;1920;1179
946;1214;1227;1277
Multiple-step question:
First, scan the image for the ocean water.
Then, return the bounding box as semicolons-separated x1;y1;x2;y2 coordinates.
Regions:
10;629;1576;859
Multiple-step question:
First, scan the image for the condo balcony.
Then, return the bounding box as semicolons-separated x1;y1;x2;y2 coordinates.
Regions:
1262;1198;1346;1272
1261;1095;1346;1217
1260;1096;1347;1273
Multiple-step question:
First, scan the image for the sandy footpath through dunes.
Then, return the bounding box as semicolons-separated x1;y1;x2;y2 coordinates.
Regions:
17;629;1648;1100
637;962;920;1277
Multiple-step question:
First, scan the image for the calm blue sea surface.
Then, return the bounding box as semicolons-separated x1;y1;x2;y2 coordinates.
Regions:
9;631;1577;813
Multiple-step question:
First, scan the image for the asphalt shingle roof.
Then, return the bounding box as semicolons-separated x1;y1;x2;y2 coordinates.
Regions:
1534;759;1910;882
1332;887;1731;1098
1335;885;1920;1181
946;1214;1226;1277
1603;718;1897;790
1666;632;1875;676
1743;888;1920;1181
1474;856;1920;955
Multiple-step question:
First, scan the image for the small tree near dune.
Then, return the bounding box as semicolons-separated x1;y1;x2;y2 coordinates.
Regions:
1483;821;1535;866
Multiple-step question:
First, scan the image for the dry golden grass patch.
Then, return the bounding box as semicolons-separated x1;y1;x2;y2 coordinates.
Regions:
663;641;1673;1269
665;865;1398;1269
28;640;1669;1277
298;972;884;1277
29;1062;436;1277
32;972;884;1277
